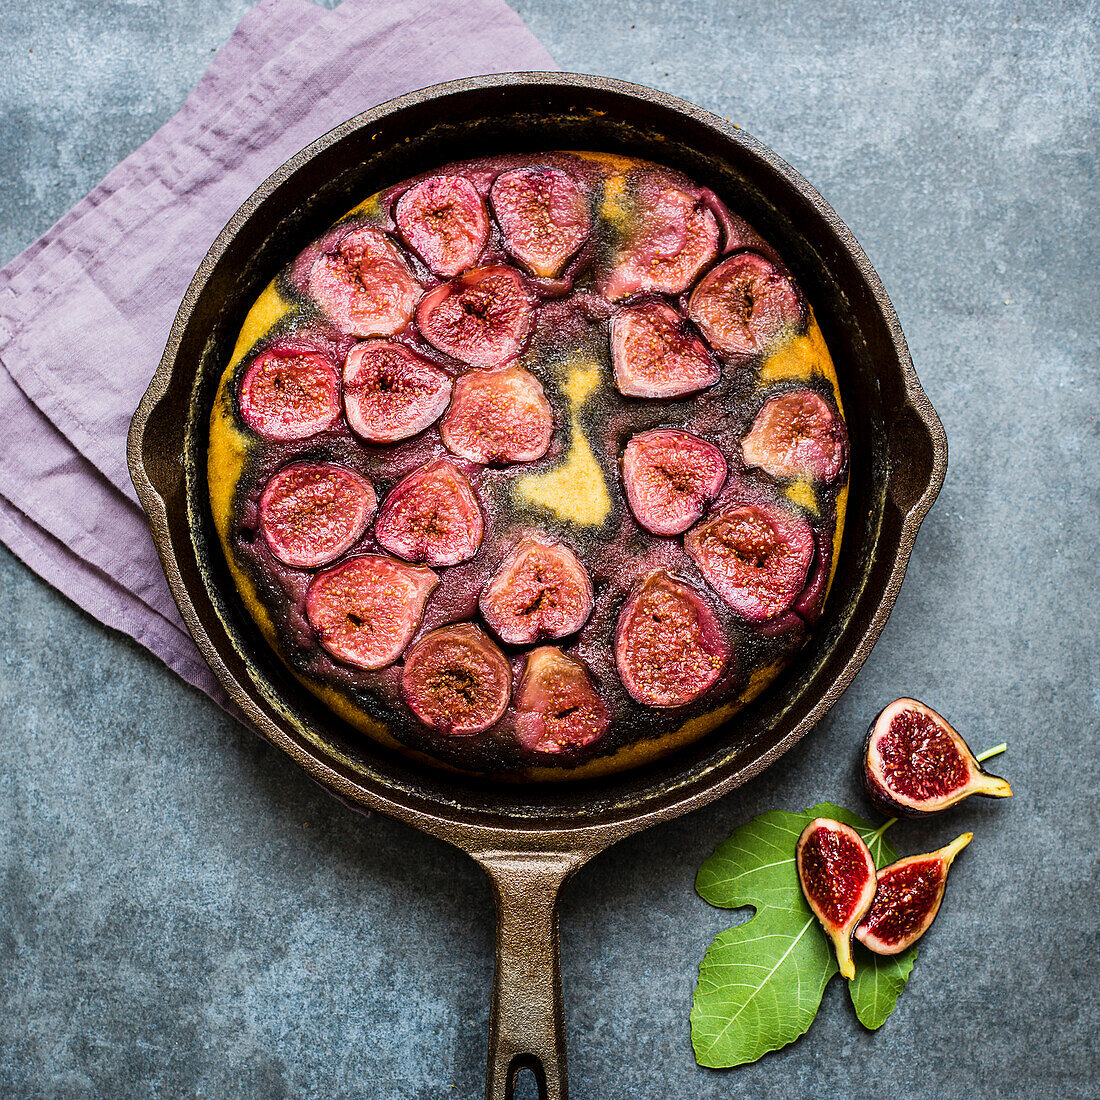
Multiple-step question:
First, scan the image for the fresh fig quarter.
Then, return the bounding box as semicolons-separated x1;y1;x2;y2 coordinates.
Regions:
610;300;720;399
862;698;1013;817
305;555;438;670
600;183;719;301
238;344;341;441
855;833;973;955
514;647;609;754
687;251;804;358
621;429;727;536
490;167;592;278
374;459;484;567
343;340;452;443
479;536;594;645
741;390;847;482
401;623;511;735
395;175;489;277
685;502;814;621
308;226;421;338
614;571;728;708
440;365;553;464
796;818;877;980
259;462;376;568
416;265;535;367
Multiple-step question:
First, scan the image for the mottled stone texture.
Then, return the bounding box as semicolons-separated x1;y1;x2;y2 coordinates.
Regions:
1;1;1097;1097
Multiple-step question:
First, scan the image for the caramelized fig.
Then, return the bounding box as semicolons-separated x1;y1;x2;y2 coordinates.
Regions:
238;344;341;441
395;175;489;277
600;183;719;300
479;536;593;645
687;251;804;358
796;818;877;980
305;555;438;670
374;459;483;566
685;503;814;621
621;429;727;536
855;833;973;955
343;340;452;443
741;390;847;482
863;699;1013;817
416;265;534;367
614;571;728;708
401;623;511;735
610;300;720;399
514;647;609;754
440;365;553;464
308;226;421;337
259;462;376;569
490;167;592;278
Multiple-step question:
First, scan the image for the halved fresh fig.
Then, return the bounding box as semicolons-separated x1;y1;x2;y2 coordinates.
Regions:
621;429;727;536
687;251;804;357
479;536;593;645
440;365;553;464
741;390;847;481
238;344;341;441
305;554;438;670
259;462;376;568
855;833;973;955
416;265;534;367
610;301;720;398
600;183;719;301
514;646;609;754
394;175;489;277
401;623;511;735
862;699;1013;817
308;226;421;337
796;818;877;980
614;571;728;707
342;339;452;443
490;167;591;278
685;503;814;621
374;459;483;566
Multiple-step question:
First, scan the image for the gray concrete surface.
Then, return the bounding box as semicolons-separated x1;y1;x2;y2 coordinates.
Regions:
2;1;1097;1097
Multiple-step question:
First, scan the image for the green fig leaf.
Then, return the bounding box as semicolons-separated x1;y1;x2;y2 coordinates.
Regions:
692;802;917;1067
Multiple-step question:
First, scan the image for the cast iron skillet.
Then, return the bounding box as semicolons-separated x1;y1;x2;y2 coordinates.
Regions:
128;73;946;1099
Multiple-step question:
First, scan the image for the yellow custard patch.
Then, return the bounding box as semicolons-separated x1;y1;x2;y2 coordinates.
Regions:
761;316;838;393
784;479;819;516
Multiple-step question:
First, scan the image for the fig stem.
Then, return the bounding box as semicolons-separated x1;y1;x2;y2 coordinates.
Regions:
976;743;1007;763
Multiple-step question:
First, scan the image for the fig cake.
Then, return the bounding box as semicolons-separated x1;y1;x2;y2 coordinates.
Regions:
208;151;849;779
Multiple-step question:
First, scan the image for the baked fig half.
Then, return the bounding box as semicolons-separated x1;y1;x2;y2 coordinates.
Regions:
343;340;452;443
600;182;719;301
614;571;728;708
621;429;727;536
685;503;814;621
238;343;341;441
687;251;804;358
863;698;1013;817
259;462;376;568
490;167;592;278
479;536;593;645
374;459;483;566
305;555;438;670
796;818;877;980
440;365;553;465
394;175;489;277
741;390;847;482
855;832;973;955
514;646;609;754
401;623;511;735
416;265;534;367
308;226;421;337
610;300;720;399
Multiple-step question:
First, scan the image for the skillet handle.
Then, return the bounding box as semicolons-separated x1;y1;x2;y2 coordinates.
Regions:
477;851;578;1100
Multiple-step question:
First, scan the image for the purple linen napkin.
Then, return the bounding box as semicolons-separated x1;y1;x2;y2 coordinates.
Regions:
0;0;556;706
